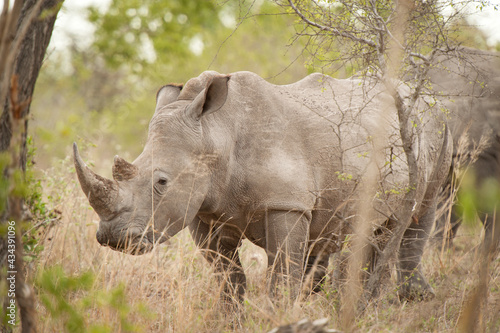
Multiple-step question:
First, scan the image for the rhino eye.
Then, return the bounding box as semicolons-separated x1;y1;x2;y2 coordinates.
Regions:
153;171;169;195
154;177;168;196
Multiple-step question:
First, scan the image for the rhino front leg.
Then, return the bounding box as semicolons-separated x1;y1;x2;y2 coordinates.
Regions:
265;210;310;299
188;218;246;307
397;202;436;301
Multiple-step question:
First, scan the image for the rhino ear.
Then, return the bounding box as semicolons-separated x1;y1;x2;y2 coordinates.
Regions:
187;75;229;120
155;84;183;114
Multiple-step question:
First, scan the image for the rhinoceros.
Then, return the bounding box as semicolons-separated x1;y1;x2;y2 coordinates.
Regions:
74;71;451;302
430;48;500;248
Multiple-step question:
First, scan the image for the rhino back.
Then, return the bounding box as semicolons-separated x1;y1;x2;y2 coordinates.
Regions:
198;71;447;237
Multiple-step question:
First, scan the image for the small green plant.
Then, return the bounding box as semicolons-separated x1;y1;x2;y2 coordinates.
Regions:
23;136;60;261
335;171;353;181
36;266;151;333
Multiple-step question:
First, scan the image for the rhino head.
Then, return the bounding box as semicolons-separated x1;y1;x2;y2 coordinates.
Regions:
74;74;230;255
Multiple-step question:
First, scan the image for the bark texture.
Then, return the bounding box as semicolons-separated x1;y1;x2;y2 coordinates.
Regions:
1;1;62;332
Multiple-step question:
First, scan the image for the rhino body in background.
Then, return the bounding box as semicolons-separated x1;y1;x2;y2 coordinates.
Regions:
74;71;451;302
430;48;500;247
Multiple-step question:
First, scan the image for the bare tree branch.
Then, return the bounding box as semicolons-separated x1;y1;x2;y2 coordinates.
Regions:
287;0;377;48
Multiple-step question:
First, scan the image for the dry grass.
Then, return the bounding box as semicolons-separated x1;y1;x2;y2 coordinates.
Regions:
23;158;500;333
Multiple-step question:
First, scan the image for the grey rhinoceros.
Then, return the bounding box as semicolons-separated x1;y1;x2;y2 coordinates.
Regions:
430;48;500;248
74;71;451;303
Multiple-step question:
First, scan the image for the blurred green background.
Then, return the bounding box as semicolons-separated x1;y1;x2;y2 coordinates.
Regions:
30;0;500;175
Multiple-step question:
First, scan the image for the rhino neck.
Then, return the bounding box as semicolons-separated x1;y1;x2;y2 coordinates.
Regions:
196;108;244;215
197;126;233;215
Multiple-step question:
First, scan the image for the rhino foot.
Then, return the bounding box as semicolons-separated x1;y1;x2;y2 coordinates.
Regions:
398;270;435;301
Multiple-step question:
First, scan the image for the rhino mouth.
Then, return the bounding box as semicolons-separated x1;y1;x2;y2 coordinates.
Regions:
97;231;154;255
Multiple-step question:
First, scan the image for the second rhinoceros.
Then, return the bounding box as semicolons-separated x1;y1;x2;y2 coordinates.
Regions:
74;71;451;302
429;48;500;248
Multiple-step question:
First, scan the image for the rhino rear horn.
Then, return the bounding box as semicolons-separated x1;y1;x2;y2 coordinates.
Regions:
112;156;138;181
73;143;118;219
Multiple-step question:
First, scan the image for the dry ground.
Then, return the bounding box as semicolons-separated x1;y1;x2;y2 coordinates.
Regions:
23;160;500;333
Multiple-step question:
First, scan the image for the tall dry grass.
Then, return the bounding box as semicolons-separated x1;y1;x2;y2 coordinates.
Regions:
24;154;500;333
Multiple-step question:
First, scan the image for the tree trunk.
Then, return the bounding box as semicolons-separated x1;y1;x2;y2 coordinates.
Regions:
1;1;62;332
1;0;61;156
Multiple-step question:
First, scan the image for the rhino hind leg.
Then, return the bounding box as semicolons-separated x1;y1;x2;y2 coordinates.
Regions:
433;213;462;248
188;218;246;307
397;202;437;301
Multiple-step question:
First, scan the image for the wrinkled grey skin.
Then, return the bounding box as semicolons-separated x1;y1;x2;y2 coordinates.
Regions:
430;48;500;249
74;71;451;302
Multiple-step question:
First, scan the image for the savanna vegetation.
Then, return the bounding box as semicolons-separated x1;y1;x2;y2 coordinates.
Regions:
2;0;500;332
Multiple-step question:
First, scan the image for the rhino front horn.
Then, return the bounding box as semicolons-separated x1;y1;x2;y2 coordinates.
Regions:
112;156;138;181
73;143;118;219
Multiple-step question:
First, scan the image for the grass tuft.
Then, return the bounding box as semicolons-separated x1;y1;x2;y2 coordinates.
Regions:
28;154;500;332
